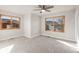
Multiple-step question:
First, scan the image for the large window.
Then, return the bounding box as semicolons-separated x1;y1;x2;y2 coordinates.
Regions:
45;16;65;32
0;15;20;30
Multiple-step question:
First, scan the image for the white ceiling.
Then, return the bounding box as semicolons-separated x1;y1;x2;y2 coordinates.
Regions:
0;5;77;16
0;5;36;15
33;5;77;15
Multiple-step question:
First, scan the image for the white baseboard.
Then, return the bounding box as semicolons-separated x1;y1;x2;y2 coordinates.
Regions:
0;35;23;41
31;33;40;38
24;33;40;38
41;34;76;42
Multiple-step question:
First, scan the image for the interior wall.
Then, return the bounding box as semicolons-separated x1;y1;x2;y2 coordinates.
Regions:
41;10;76;41
23;12;31;38
23;13;41;38
75;8;79;46
0;10;24;41
31;14;41;38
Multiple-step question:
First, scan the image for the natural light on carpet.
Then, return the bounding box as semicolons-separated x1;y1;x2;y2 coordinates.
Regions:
57;40;79;51
0;44;14;53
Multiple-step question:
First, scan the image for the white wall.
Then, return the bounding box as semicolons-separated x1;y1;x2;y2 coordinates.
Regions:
41;10;76;41
0;10;24;41
23;13;41;38
31;14;41;38
75;8;79;46
23;11;31;38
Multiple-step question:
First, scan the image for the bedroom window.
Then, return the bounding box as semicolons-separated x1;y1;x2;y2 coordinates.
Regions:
45;16;65;32
0;15;20;30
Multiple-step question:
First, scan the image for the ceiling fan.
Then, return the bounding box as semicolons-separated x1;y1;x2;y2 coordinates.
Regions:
34;5;54;13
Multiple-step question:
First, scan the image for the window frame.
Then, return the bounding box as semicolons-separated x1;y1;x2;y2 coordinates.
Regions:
0;14;20;30
45;16;65;32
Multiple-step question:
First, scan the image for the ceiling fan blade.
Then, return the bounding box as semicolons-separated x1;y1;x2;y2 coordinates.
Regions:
38;5;42;7
45;10;51;12
38;5;43;8
46;6;54;9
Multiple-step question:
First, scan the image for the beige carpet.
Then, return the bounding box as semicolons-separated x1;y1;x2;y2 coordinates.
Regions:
0;36;78;53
